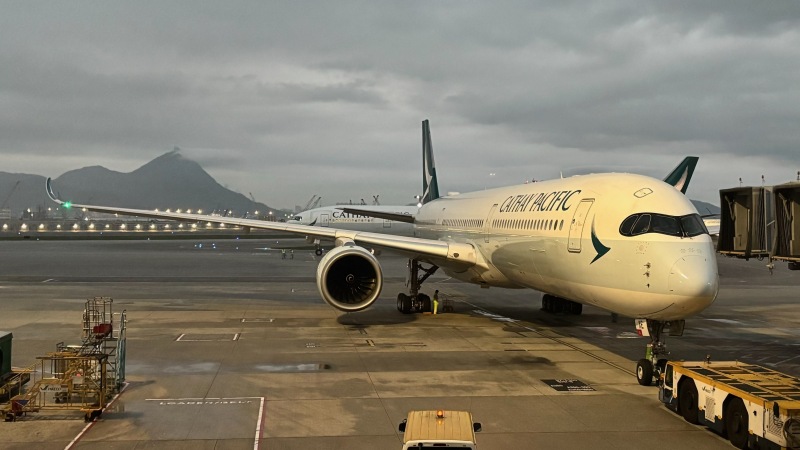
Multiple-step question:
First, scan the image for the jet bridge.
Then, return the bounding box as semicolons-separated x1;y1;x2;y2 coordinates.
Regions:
717;186;775;260
772;182;800;270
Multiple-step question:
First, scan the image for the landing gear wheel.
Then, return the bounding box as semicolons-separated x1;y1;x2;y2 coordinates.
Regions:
679;379;700;424
397;293;411;313
398;258;440;315
315;248;323;256
725;398;749;449
636;359;654;386
418;294;431;312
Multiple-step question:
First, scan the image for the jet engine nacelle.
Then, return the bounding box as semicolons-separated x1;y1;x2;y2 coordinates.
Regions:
316;243;383;312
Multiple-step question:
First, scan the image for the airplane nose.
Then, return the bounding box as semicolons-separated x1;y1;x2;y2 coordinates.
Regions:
668;255;719;313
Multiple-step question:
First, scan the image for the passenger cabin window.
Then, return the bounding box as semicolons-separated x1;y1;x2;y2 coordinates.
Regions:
619;213;708;238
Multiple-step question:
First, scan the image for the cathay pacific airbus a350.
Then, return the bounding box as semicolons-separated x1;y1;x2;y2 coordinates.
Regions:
46;120;718;385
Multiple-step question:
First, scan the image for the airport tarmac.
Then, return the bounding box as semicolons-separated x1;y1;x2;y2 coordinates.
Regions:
0;238;798;449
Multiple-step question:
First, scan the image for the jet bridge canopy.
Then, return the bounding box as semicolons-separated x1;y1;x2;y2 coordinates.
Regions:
717;186;774;260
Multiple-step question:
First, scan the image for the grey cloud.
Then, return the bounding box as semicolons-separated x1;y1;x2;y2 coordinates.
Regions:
1;1;798;207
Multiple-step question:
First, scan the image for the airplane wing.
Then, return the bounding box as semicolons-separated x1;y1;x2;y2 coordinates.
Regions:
45;178;475;266
336;207;415;224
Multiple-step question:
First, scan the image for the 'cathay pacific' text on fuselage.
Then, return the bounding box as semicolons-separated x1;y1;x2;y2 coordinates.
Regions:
498;190;582;214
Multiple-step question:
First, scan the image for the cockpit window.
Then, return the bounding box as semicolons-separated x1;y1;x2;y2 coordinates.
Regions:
650;215;681;237
291;216;302;221
620;215;638;235
619;213;707;238
631;214;651;236
680;214;708;237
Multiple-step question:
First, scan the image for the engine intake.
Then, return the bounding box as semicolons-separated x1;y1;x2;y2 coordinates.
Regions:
316;244;383;312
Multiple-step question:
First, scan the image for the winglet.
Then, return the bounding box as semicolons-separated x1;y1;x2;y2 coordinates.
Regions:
662;156;698;195
45;178;63;205
45;178;73;208
421;119;440;204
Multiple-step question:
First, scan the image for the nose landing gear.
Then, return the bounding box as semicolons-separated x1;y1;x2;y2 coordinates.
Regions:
635;319;684;386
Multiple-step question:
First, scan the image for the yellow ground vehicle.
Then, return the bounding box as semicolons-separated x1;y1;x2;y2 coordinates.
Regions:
398;410;481;449
659;360;800;449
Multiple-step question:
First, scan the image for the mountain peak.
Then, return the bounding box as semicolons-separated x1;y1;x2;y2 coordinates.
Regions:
38;149;273;213
133;147;206;178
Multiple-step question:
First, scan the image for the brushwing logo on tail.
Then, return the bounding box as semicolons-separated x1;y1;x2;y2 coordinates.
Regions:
662;156;698;195
673;167;689;193
421;120;439;204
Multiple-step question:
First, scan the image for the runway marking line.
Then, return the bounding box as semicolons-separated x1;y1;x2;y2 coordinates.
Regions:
175;333;240;342
143;396;266;449
64;382;129;450
463;301;636;377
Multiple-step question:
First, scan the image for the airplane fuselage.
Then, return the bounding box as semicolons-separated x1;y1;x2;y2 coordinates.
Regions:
291;205;417;236
413;172;719;321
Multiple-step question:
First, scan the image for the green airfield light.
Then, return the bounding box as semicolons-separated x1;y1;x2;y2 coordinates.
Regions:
63;201;72;209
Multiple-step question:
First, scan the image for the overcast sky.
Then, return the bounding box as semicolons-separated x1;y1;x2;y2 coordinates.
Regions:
2;1;799;209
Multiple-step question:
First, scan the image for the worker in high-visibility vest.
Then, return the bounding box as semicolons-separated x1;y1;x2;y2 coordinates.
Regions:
433;290;439;315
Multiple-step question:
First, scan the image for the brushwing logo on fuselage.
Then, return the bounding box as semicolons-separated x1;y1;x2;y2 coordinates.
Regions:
590;218;610;264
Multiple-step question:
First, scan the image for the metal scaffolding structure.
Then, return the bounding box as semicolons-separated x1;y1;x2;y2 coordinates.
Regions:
2;297;126;422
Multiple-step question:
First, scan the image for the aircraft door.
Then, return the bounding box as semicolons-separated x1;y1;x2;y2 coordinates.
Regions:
320;214;330;227
568;199;594;252
383;219;391;228
483;204;498;243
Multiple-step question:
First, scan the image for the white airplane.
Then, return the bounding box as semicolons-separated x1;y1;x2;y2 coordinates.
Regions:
289;204;418;255
46;120;718;386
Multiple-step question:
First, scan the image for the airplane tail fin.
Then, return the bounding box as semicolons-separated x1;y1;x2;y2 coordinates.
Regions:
663;156;698;195
421;120;440;204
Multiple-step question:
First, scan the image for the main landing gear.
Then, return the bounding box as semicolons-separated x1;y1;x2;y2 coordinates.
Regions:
635;319;685;386
396;259;439;314
540;294;583;315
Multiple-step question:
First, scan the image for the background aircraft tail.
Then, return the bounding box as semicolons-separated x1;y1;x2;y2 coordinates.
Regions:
662;156;698;194
421;120;440;204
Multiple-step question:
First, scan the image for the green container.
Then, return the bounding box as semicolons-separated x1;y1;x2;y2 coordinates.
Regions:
0;331;12;379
